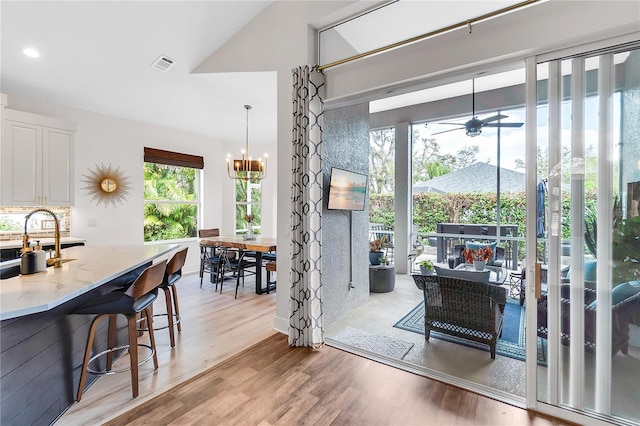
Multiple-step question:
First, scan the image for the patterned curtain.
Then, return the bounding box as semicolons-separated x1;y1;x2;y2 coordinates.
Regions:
289;65;324;348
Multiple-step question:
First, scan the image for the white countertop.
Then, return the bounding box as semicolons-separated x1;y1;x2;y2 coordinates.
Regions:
0;244;179;321
0;237;86;250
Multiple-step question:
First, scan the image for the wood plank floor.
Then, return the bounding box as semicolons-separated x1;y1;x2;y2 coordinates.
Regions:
105;333;571;426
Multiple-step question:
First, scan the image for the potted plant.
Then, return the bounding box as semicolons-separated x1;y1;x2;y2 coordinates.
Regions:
462;246;493;271
419;259;434;275
369;235;386;265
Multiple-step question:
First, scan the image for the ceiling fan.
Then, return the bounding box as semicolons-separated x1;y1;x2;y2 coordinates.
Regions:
431;79;524;137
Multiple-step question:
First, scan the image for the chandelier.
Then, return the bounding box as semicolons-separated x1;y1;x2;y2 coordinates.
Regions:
227;105;267;180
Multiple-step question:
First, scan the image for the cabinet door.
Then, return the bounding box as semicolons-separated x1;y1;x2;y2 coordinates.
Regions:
42;127;74;206
2;120;42;206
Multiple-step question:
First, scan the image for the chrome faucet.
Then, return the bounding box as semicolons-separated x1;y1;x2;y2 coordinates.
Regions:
23;208;62;268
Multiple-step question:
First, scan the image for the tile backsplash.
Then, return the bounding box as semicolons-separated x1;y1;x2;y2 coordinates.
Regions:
0;207;71;241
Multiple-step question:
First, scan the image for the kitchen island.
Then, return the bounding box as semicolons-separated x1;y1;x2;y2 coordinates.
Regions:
0;243;178;425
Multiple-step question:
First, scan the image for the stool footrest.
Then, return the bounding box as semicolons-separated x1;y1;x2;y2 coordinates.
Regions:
87;343;155;375
136;313;181;332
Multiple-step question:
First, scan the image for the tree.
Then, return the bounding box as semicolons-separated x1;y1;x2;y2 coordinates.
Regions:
143;163;198;241
369;128;395;194
411;130;479;185
369;127;480;194
515;145;611;193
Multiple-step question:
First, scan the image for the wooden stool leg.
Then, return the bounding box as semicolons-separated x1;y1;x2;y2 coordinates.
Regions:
163;287;175;347
127;315;139;398
171;285;182;333
77;314;105;402
144;307;159;369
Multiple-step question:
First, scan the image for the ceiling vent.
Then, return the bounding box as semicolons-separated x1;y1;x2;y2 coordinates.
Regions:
151;55;176;72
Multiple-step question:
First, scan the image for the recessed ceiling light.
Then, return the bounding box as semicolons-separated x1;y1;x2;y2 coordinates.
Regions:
23;48;40;58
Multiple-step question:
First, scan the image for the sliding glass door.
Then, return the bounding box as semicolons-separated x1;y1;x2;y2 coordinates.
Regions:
526;41;640;424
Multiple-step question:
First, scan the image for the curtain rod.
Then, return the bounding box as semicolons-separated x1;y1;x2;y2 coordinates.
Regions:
318;0;540;71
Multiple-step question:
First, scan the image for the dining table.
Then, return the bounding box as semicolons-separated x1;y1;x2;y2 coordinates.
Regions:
199;235;277;295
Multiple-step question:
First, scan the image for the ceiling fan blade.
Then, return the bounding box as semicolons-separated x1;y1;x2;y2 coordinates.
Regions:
436;122;466;126
483;122;524;128
481;114;509;124
431;127;464;136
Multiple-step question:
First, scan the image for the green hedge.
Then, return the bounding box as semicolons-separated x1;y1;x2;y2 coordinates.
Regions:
369;191;597;241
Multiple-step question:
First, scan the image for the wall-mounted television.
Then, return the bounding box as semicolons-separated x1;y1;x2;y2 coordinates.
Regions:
327;167;368;211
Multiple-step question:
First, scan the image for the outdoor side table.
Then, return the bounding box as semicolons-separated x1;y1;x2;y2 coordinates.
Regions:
369;265;395;293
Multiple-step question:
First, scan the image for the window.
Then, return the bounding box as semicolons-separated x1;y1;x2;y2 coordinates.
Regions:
235;176;261;235
143;148;203;242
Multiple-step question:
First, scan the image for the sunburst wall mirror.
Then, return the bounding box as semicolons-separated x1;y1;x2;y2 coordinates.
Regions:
81;163;132;207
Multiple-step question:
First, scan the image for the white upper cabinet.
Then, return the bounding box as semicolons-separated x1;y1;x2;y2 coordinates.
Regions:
1;109;76;206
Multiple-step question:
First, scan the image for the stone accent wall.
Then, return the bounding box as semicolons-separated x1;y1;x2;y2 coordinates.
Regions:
322;103;370;326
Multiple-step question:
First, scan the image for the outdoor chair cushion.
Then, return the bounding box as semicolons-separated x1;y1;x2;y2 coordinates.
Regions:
434;265;491;283
586;281;640;309
565;259;597;282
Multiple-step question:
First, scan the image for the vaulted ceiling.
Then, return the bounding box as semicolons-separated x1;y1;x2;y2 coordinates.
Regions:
1;1;278;144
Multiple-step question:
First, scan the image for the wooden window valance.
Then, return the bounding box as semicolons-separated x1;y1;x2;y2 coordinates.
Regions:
144;147;204;169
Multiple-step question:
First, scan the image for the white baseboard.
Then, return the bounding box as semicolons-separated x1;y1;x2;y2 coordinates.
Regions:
274;316;288;334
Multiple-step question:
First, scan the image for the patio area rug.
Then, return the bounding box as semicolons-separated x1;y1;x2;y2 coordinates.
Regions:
393;299;528;361
332;327;414;360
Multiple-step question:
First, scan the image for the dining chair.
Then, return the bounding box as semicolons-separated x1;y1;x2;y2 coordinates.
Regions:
220;249;257;298
198;228;223;288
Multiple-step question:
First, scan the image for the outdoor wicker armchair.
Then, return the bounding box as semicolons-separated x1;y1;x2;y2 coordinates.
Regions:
412;274;507;359
537;283;640;356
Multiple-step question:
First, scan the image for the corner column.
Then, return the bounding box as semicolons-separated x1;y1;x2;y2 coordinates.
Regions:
394;122;410;274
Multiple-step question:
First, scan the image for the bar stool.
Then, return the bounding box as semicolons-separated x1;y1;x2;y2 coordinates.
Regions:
74;260;167;402
155;247;188;347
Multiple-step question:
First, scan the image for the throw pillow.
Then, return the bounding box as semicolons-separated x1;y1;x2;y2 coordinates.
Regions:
465;241;497;264
565;260;597;281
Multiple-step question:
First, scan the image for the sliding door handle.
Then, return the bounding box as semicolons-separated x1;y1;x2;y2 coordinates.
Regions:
535;262;542;299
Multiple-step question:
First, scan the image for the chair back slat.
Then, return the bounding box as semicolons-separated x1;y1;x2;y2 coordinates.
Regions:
198;228;220;238
166;247;188;276
126;260;167;299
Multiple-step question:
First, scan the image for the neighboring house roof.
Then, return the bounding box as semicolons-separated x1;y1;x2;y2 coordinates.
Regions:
413;162;525;194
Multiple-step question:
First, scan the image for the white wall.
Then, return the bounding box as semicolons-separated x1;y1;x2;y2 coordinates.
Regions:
5;93;228;275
